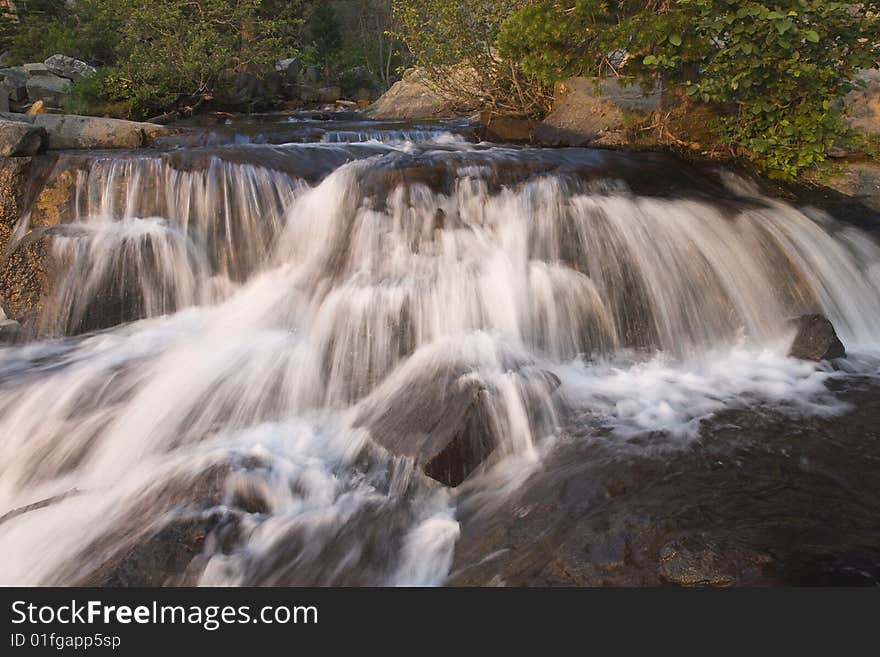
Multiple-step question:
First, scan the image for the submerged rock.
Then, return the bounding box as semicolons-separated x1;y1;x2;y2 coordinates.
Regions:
357;364;559;488
788;314;846;361
658;541;736;587
360;371;497;487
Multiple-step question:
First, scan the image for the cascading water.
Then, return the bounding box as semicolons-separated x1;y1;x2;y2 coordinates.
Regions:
1;120;879;586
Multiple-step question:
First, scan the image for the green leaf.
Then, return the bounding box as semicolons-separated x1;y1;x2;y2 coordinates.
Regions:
669;34;682;47
805;30;820;43
643;55;658;66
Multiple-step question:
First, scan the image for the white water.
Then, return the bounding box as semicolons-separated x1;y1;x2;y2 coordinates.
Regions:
1;135;879;585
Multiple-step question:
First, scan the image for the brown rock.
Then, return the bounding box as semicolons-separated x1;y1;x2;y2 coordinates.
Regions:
658;540;736;587
788;314;846;362
480;112;536;143
0;118;47;156
533;77;661;147
365;69;454;120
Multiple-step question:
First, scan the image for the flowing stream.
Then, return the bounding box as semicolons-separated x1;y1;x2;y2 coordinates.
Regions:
1;118;879;586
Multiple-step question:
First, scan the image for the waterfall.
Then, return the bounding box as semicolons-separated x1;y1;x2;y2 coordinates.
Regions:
1;134;878;586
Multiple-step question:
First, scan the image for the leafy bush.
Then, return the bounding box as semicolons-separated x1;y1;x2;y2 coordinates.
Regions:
493;0;880;176
391;0;552;115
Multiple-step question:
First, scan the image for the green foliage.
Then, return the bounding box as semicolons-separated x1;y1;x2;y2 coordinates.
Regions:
495;0;880;177
3;0;304;118
308;2;343;63
391;0;551;115
678;1;880;177
1;0;117;65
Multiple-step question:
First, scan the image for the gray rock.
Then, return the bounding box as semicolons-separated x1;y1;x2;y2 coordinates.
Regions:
0;67;28;102
31;114;170;150
0;81;9;113
788;314;846;362
0;118;48;156
365;70;452;120
275;57;302;81
44;54;97;81
534;77;661;147
356;363;559;487
22;63;52;76
26;73;72;107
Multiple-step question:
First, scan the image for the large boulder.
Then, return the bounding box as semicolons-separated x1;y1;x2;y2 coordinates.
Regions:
0;67;28;102
533;77;661;147
0;118;48;156
25;73;71;108
788;314;846;362
30;114;170;150
22;63;52;77
44;54;96;81
365;69;453;120
357;360;559;487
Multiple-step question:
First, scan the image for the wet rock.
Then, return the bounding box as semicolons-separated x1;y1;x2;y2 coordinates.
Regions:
658;540;736;587
357;362;559;487
0;118;47;156
365;68;453;120
480;112;536;143
360;371;497;487
44;54;96;81
788;314;846;361
25;73;71;108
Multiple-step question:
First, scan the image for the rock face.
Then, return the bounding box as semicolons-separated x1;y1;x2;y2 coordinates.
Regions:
533;77;661;147
0;118;48;156
43;54;97;81
365;69;452;120
788;314;846;361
